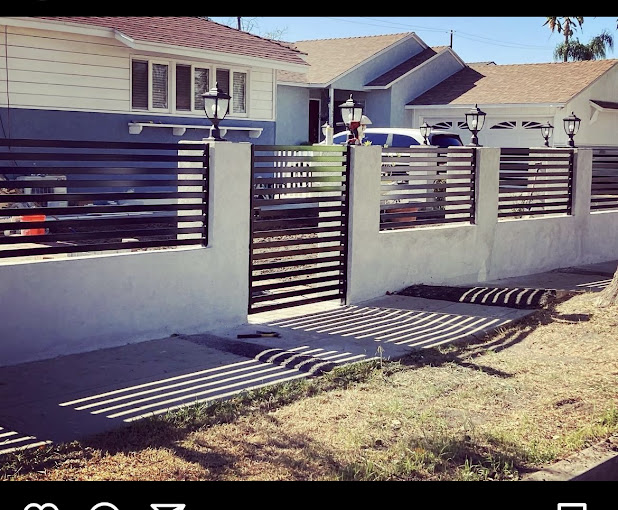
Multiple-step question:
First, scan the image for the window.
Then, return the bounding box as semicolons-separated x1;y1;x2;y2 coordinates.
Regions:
131;59;249;115
232;71;246;114
392;134;420;147
175;65;191;111
363;132;388;146
131;60;148;110
152;63;168;109
194;68;209;111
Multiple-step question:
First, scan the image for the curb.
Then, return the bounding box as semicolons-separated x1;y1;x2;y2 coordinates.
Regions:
521;436;618;481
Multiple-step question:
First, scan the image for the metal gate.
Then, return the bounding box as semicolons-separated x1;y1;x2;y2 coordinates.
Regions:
249;144;350;314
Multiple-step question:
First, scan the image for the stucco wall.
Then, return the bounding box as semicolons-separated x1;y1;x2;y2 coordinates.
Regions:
0;141;251;367
275;85;310;145
346;146;618;303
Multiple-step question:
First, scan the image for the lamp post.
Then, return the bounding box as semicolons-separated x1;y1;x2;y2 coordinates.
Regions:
563;112;581;148
338;94;364;145
464;104;486;147
202;82;231;141
540;121;554;147
419;121;431;145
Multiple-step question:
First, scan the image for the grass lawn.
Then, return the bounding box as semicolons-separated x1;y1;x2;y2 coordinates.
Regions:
1;291;617;481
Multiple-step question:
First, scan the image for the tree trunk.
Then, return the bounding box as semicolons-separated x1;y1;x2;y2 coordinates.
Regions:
595;267;618;307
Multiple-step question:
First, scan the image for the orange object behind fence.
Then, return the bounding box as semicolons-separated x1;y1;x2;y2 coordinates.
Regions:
21;215;47;236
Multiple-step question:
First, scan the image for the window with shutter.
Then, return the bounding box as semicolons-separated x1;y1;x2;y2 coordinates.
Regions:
152;63;168;109
176;64;191;111
232;72;246;114
194;68;209;112
216;69;230;96
131;60;148;110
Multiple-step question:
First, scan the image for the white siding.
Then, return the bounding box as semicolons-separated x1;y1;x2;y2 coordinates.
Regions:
250;68;274;120
0;24;276;120
0;26;130;111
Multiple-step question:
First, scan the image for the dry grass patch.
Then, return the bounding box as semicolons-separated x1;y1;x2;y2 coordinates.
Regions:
2;292;618;481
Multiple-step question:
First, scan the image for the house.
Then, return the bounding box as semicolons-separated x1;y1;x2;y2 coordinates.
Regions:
0;16;309;143
276;31;618;149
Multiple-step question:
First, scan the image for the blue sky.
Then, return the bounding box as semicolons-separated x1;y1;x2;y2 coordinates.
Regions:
210;16;617;65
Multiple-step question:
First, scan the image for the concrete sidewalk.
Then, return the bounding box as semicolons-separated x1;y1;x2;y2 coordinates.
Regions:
0;260;615;464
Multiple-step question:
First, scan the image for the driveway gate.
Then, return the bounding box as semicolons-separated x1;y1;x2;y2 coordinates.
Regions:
249;144;350;314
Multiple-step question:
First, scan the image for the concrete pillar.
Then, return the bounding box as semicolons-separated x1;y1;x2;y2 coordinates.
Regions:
345;144;382;303
572;148;592;220
473;147;500;281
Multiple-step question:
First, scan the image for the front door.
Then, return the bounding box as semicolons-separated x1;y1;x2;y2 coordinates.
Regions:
308;99;320;144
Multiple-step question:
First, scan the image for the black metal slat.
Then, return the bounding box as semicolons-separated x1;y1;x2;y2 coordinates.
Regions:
0;139;208;257
251;283;342;304
380;216;472;229
0;238;204;259
252;254;345;271
0;166;207;175
251;262;342;281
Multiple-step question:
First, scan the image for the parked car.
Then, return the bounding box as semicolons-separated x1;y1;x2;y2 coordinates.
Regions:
330;127;463;148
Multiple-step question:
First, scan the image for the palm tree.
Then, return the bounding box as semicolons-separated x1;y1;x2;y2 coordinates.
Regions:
554;30;614;62
553;29;614;61
544;17;585;62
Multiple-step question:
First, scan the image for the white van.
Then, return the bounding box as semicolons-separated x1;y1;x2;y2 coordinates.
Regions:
331;127;463;148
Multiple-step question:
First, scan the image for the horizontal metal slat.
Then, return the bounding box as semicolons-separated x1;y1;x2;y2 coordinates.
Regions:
250;283;343;303
0;203;205;217
251;245;343;261
0;166;207;175
251;225;344;238
0;153;204;162
251;263;342;281
249;293;342;313
0;238;204;259
0;138;205;151
252;254;345;271
253;274;343;292
0;191;206;203
380;216;472;230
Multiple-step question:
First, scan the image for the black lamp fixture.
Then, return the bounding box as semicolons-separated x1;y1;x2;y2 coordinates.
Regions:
540;121;554;147
464;104;486;147
202;82;231;141
562;112;581;147
338;94;364;145
419;121;431;145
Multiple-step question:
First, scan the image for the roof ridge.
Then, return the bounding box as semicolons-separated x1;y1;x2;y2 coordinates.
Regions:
294;32;412;43
470;59;618;68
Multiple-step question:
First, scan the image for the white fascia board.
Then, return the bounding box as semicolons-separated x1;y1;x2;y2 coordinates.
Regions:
2;16;309;73
323;33;424;88
364;48;464;90
126;40;310;73
278;81;325;88
405;103;565;110
1;16;119;38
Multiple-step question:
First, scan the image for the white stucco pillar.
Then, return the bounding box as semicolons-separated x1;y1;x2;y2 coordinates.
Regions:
572;148;592;221
473;147;500;281
345;145;382;303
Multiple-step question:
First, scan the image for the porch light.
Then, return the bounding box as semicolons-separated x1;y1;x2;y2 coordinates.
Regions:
464;104;486;147
540;121;553;147
562;112;581;147
202;82;231;141
338;94;364;145
419;121;431;145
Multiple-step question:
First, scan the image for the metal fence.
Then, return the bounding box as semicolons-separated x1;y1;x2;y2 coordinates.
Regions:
249;144;349;313
0;138;209;259
380;146;476;230
498;147;573;219
591;147;618;212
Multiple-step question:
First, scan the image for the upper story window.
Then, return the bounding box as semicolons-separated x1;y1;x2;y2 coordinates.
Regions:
131;58;248;116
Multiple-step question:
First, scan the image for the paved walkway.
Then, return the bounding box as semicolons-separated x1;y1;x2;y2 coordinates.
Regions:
0;260;615;459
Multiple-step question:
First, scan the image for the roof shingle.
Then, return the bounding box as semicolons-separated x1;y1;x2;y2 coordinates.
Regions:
408;59;618;106
36;17;309;67
278;33;412;85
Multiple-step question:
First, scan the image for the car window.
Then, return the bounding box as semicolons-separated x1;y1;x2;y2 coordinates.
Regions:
430;134;463;147
362;132;388;146
391;134;420;147
332;132;348;144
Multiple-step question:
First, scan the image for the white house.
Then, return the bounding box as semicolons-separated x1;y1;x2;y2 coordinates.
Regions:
0;16;309;143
